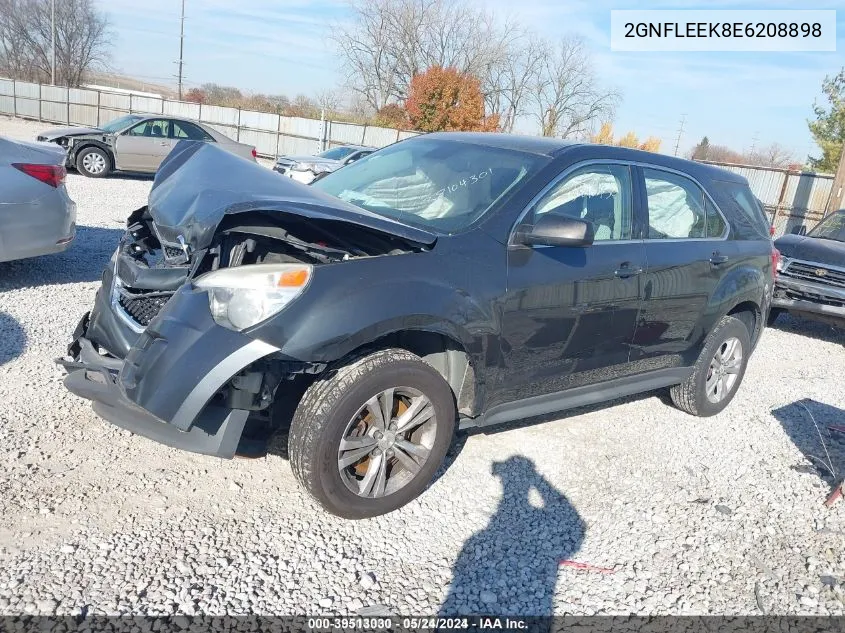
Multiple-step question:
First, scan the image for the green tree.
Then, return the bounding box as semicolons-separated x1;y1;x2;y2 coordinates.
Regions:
808;68;845;173
691;136;710;160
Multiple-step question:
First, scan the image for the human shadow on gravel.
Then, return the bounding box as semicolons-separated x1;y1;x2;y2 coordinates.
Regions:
0;311;26;366
439;455;585;616
0;225;123;291
771;399;845;496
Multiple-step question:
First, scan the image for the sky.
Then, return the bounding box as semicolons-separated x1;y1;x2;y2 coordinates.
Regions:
95;0;844;161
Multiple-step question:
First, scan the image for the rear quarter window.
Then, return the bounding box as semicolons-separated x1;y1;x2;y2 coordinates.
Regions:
714;181;771;238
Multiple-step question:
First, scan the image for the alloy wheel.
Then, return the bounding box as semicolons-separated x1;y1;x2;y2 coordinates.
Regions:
705;336;743;403
337;387;437;498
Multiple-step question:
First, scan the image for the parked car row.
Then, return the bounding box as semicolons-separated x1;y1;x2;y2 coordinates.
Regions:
0;113;379;263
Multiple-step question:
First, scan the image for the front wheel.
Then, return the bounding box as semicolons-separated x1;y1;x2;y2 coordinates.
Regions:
670;315;751;417
75;146;111;178
288;348;456;519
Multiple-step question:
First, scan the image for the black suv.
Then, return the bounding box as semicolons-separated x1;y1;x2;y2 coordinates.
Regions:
771;209;845;328
59;134;776;518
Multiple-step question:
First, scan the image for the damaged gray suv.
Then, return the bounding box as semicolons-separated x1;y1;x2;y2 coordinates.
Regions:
59;134;775;518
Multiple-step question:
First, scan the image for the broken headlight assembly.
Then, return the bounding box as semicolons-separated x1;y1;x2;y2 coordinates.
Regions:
193;263;312;331
292;161;332;175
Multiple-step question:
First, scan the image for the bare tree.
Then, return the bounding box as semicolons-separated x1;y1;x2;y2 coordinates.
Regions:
530;37;619;138
333;0;510;111
314;89;342;118
0;0;110;86
483;26;545;133
748;143;795;168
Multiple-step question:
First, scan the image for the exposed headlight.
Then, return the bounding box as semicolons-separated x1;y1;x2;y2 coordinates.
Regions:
193;263;312;331
293;161;332;174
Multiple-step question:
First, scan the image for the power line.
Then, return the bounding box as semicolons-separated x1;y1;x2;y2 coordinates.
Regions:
749;131;759;156
175;0;186;100
673;114;687;157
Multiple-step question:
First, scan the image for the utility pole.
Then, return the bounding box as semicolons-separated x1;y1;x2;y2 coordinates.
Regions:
176;0;186;100
673;114;687;157
748;131;759;157
825;147;845;215
50;0;56;85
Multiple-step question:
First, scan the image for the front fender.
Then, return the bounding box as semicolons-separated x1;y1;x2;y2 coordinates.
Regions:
249;251;503;374
68;137;114;163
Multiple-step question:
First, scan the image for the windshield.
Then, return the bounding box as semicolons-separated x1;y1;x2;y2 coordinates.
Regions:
808;211;845;242
101;114;145;133
318;146;358;160
312;138;546;232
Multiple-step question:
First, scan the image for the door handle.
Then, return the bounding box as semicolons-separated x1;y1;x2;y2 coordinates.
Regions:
159;141;170;146
709;252;729;265
614;263;643;278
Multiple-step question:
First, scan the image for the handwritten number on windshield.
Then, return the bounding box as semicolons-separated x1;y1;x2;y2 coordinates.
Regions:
436;168;491;198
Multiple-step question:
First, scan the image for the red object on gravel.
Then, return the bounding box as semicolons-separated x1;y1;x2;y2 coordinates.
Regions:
559;560;616;574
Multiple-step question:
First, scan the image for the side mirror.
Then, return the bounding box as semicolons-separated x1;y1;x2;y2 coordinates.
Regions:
791;225;807;236
515;214;595;248
344;155;360;165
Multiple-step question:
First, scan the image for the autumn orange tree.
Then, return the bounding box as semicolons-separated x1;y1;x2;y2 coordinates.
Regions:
405;66;499;132
591;122;661;152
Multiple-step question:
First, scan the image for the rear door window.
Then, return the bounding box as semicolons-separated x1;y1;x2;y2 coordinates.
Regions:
171;121;214;141
644;168;725;239
716;181;771;236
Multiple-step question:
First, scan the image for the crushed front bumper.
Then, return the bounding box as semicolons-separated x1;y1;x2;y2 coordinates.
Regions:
772;276;845;325
57;286;280;458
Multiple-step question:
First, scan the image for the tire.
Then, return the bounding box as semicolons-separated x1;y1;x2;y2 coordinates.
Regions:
288;348;456;519
670;315;751;417
767;308;784;327
75;146;111;178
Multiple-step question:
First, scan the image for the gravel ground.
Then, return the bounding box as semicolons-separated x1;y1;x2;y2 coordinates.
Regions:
1;114;845;617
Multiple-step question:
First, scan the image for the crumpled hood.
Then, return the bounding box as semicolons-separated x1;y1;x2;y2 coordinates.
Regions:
277;154;340;165
148;141;437;250
38;126;103;140
775;233;845;267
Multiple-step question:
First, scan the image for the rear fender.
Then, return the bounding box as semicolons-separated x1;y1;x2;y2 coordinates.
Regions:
694;262;767;356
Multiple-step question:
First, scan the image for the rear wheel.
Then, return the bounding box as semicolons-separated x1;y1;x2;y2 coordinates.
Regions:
670;315;751;417
288;348;456;519
75;146;111;178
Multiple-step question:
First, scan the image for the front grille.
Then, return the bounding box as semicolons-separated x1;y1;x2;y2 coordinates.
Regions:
783;260;845;289
163;245;183;259
117;293;172;327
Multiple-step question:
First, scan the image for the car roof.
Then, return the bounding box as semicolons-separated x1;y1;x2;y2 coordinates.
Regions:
420;132;578;156
333;144;375;151
563;144;748;184
131;112;205;125
410;132;748;184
